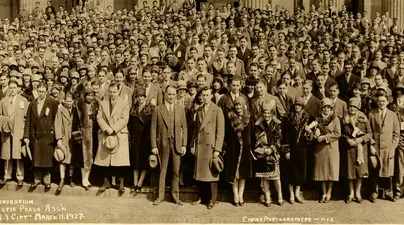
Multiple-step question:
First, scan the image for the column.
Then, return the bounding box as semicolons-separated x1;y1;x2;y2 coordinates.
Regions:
383;0;404;33
302;0;310;11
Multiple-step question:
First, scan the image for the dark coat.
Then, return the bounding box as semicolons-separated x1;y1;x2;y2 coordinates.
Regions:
23;97;59;168
282;111;310;185
303;95;321;119
336;74;361;102
223;109;253;183
128;103;154;170
70;97;99;169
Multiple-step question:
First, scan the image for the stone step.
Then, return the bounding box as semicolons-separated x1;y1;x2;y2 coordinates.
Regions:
0;181;323;203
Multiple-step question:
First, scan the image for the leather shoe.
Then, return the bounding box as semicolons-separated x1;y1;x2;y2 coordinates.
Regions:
45;184;51;189
175;201;183;206
238;201;244;206
387;195;396;202
345;196;353;204
136;186;142;193
153;199;162;205
57;180;64;192
265;201;271;207
17;180;23;186
191;198;202;205
356;198;363;204
324;196;331;203
394;194;401;201
84;185;91;191
30;183;39;189
99;186;106;192
119;187;125;193
0;179;7;185
207;203;215;209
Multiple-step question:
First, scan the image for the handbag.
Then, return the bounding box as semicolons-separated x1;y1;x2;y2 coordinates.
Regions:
72;130;83;143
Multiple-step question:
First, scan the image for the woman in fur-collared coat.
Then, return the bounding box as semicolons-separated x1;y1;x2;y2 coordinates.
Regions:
223;97;253;206
340;98;372;204
128;87;155;192
70;87;99;190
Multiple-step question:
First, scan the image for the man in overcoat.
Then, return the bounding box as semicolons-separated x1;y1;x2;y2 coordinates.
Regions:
369;94;400;202
0;80;28;185
191;87;225;209
151;85;187;205
95;82;130;193
23;82;59;189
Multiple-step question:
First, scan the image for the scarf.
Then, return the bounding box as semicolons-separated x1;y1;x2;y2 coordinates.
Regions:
317;112;335;136
228;109;250;143
343;111;367;165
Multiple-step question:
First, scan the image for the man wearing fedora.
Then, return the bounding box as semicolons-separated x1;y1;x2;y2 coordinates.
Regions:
23;82;59;189
151;85;187;205
191;87;225;209
94;82;130;193
369;94;400;202
0;80;28;185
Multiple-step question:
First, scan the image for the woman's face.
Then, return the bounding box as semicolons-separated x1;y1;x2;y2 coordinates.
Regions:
295;104;302;112
353;88;362;97
213;81;221;90
263;110;272;121
235;103;243;114
178;89;186;97
189;87;196;95
322;105;332;115
64;97;74;108
396;90;403;98
136;95;145;105
348;106;358;115
71;78;78;85
85;93;94;103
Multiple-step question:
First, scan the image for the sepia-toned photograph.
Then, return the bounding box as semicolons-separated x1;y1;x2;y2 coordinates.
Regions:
0;0;403;223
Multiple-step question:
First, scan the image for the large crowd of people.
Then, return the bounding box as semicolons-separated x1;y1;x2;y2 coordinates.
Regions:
0;0;403;209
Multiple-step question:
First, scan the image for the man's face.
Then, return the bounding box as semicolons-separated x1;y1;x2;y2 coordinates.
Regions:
316;76;325;87
143;72;152;85
197;60;206;71
115;73;125;84
377;96;388;109
329;87;339;98
201;89;213;104
302;83;312;96
109;86;119;100
0;76;8;87
38;87;47;100
230;80;241;94
9;83;17;96
165;87;176;104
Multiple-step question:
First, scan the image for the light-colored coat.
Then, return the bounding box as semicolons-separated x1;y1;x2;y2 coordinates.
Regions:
146;83;163;106
191;103;225;182
94;97;130;167
0;95;29;160
369;109;400;177
55;105;73;164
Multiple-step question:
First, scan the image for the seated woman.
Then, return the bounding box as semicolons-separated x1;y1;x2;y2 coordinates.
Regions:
253;102;288;207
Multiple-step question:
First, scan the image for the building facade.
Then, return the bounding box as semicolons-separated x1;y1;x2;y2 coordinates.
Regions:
1;0;404;29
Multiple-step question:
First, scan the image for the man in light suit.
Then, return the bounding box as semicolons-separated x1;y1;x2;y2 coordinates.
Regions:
0;81;28;185
143;71;163;106
151;85;187;206
95;82;130;193
191;87;224;209
369;94;400;203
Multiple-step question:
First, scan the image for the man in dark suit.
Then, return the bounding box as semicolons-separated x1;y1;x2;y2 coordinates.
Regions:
23;82;59;189
171;34;187;62
336;61;361;102
302;80;321;118
236;36;252;68
143;71;163;106
151;85;187;206
191;87;224;209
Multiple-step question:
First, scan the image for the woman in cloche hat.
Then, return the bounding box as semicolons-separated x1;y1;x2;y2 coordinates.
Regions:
282;97;310;204
307;98;341;203
252;101;287;207
340;97;372;204
222;96;253;207
128;87;156;193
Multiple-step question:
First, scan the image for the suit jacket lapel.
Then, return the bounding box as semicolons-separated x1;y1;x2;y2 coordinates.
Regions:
160;104;169;128
39;98;49;118
101;100;111;124
111;98;123;118
199;104;214;132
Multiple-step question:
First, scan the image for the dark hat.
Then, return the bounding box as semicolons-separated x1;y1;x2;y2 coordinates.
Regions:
187;81;198;89
245;76;259;86
134;87;147;97
295;97;305;106
54;146;66;163
103;135;118;154
209;155;224;174
395;83;404;91
148;154;161;170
